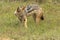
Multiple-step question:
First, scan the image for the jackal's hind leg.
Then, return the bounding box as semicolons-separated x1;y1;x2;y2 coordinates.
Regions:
36;16;40;24
32;14;36;22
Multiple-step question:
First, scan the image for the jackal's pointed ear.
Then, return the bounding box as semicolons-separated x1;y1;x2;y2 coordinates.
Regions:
17;7;20;12
22;6;25;10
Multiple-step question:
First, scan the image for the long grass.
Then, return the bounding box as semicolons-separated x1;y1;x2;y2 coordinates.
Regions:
0;1;60;40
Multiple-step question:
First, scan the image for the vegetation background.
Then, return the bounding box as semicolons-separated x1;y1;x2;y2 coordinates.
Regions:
0;0;60;40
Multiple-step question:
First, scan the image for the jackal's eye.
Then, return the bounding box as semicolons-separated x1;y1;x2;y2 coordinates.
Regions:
17;9;20;12
17;10;20;12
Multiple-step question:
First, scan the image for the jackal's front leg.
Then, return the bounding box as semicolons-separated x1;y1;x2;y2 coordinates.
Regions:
36;15;40;24
23;16;27;28
24;18;27;28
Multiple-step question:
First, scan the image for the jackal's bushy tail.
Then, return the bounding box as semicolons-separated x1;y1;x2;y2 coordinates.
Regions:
41;15;44;20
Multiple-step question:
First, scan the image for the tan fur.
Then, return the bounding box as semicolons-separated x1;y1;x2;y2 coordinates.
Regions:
14;5;44;28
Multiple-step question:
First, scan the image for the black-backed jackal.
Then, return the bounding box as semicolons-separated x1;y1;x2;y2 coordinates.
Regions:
14;4;44;28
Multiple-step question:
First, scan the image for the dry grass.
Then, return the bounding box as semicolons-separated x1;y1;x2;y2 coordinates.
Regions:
0;1;60;40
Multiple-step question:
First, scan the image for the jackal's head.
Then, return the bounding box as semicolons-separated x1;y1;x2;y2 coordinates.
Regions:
14;6;25;16
14;6;26;22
